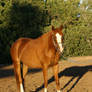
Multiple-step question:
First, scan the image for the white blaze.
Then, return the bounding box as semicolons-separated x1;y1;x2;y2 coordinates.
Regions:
57;90;61;92
56;33;63;52
44;88;47;92
20;83;24;92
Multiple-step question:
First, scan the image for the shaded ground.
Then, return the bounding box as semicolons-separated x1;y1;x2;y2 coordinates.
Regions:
0;56;92;92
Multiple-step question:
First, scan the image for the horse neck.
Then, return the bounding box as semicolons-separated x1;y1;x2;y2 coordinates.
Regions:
44;31;55;50
40;31;60;58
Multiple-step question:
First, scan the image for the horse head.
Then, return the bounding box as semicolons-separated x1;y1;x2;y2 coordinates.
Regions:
51;25;64;53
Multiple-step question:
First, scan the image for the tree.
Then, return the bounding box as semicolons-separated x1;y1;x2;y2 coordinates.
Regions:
0;0;49;64
0;0;92;64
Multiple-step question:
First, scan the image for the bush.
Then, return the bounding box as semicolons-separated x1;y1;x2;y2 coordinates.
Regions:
0;0;92;64
0;0;50;64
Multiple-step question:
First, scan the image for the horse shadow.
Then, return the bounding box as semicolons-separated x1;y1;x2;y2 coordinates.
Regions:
35;65;92;92
1;64;92;92
0;64;42;79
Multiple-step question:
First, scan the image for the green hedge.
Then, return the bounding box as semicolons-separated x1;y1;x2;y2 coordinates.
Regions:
0;0;50;64
0;0;92;64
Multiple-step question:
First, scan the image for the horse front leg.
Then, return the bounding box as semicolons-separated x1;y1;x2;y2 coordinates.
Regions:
53;64;61;92
42;65;48;92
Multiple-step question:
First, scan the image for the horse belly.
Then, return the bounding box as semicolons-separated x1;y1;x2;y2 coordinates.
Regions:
21;51;42;68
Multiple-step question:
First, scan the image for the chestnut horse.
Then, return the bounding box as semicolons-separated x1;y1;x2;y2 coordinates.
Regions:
10;25;64;92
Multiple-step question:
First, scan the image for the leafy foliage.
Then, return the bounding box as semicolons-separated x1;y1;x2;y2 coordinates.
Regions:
0;0;49;64
0;0;92;64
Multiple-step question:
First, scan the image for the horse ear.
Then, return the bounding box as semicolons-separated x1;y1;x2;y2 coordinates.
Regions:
60;25;63;30
52;26;55;31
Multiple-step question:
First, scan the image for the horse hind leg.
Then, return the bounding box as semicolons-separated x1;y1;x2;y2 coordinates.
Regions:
13;59;24;92
22;64;28;91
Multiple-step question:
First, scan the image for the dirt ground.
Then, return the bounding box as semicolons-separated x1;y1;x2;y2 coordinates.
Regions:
0;56;92;92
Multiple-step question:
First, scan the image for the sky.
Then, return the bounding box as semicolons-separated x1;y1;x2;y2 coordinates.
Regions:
80;0;83;4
